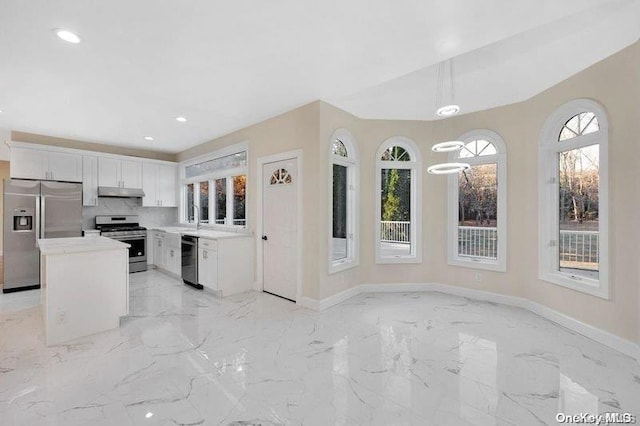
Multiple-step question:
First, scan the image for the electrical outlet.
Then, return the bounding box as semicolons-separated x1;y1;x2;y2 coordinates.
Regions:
56;311;66;324
474;273;483;283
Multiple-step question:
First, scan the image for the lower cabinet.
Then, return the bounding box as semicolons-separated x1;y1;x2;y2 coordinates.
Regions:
151;231;181;277
198;246;218;290
197;237;252;297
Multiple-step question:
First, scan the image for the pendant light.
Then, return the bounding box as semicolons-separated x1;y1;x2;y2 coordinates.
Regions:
428;59;469;175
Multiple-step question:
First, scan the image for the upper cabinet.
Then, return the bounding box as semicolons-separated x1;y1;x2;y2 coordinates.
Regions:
98;157;142;188
82;156;98;206
11;147;82;182
142;163;177;207
9;143;177;207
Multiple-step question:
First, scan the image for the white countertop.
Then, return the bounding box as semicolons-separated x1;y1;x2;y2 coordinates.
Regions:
38;236;130;255
149;226;251;240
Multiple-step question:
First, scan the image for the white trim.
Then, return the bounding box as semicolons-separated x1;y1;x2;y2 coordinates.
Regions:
328;128;360;274
256;149;303;302
297;283;639;360
538;99;609;299
447;129;507;272
374;136;422;264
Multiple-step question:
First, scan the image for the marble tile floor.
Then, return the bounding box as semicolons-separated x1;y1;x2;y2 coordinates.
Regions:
0;270;638;425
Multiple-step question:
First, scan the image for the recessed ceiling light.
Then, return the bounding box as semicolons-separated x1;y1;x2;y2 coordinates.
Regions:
175;116;187;123
144;136;154;141
436;104;460;117
55;29;81;44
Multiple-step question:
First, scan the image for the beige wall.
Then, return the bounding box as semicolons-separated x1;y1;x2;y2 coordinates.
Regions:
178;42;639;343
178;102;322;299
0;161;10;253
11;131;177;162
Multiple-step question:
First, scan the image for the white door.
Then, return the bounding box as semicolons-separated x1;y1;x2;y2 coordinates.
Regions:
142;163;159;206
48;152;82;182
98;157;120;187
120;160;143;188
262;158;298;301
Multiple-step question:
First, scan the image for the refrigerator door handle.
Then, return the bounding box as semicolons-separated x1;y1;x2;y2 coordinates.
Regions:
41;195;46;239
35;195;41;244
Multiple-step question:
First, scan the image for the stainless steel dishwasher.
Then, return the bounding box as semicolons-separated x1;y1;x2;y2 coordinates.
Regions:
181;235;202;289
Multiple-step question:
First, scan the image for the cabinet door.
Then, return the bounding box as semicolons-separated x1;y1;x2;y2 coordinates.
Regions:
10;147;48;180
165;246;179;275
202;248;218;290
153;237;164;268
198;248;209;287
142;163;159;207
157;164;177;207
98;157;120;187
120;160;143;189
82;156;98;206
48;152;83;182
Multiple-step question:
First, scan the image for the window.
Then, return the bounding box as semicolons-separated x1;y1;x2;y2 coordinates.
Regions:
375;137;421;263
180;144;248;228
448;130;507;272
329;129;359;273
539;99;609;299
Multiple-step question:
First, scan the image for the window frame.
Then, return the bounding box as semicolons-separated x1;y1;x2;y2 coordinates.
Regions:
328;129;359;274
375;136;422;264
539;99;609;299
179;142;249;229
447;129;507;272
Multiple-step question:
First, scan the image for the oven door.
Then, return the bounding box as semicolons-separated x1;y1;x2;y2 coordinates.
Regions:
109;235;146;262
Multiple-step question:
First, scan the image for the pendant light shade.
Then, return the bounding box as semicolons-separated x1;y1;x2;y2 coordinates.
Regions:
431;140;464;153
427;162;471;175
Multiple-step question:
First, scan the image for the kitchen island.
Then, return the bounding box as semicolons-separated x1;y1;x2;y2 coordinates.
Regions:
37;236;130;346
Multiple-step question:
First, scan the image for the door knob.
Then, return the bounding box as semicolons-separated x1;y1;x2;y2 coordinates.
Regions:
262;235;268;241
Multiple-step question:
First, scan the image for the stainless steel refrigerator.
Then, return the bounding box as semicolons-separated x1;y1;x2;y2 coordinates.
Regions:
3;179;83;293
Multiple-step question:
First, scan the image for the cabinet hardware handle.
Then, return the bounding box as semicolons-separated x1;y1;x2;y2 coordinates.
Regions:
262;235;268;241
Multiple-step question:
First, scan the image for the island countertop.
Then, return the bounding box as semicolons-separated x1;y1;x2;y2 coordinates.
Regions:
37;236;130;255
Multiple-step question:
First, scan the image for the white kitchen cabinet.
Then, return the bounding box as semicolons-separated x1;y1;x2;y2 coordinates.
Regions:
82;156;98;206
153;234;164;269
143;163;177;207
10;147;82;182
98;157;120;187
197;236;252;297
164;246;180;275
157;164;177;207
142;163;159;207
48;151;83;182
121;160;143;188
198;245;218;290
98;157;142;188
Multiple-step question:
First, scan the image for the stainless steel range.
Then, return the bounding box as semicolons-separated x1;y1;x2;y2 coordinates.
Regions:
96;215;147;273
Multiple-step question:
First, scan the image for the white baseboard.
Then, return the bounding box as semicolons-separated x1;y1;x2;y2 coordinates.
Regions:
301;282;639;361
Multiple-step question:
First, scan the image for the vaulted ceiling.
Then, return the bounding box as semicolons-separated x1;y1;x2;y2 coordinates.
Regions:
0;0;638;153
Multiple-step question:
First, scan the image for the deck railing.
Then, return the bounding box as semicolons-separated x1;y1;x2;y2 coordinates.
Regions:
380;221;410;243
458;226;498;259
559;230;599;266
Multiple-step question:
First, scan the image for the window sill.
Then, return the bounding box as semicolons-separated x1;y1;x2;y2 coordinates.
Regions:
329;259;359;275
375;255;422;265
539;271;608;300
448;257;506;273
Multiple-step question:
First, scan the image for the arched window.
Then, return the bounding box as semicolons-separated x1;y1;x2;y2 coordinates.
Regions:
329;129;359;273
375;137;422;263
539;99;609;299
448;130;507;272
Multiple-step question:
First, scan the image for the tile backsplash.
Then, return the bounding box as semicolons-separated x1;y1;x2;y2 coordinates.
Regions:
83;198;178;229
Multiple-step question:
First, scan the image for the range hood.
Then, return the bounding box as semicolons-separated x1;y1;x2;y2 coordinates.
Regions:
98;186;145;198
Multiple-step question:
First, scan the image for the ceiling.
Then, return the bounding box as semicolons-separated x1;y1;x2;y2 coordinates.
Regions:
0;0;638;153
